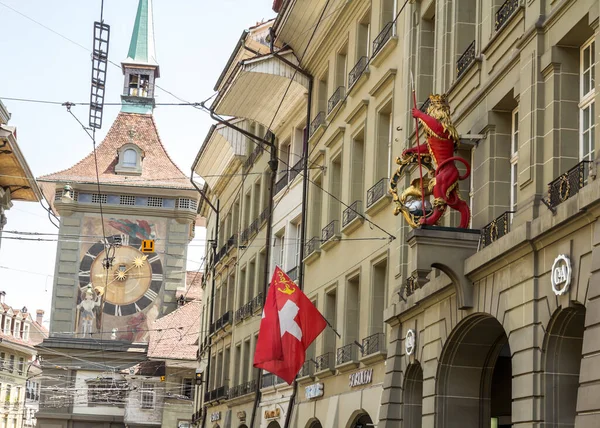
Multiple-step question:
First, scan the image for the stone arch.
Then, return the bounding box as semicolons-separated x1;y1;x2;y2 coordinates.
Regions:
543;304;586;428
435;313;512;428
306;418;323;428
403;362;423;428
345;410;374;428
267;422;281;428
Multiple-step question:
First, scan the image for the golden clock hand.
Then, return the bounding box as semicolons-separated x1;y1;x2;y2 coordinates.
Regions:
102;257;146;288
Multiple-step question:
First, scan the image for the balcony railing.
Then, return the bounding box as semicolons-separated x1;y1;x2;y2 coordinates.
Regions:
287;266;298;282
367;178;388;208
298;361;312;378
314;352;334;372
275;173;289;195
349;56;369;88
243;143;264;171
235;295;260;323
373;21;395;57
252;292;264;313
226;234;237;252
546;160;590;210
480;211;514;248
327;86;345;114
229;379;257;399
249;218;259;236
321;220;339;243
212;311;232;333
419;97;431;113
261;373;286;388
336;343;357;365
495;0;519;31
240;227;250;244
259;206;270;225
289;158;303;182
305;236;320;258
362;332;386;356
309;111;325;137
342;200;362;228
205;386;228;403
456;40;476;79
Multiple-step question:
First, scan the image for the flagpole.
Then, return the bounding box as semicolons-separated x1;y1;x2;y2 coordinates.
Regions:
410;71;427;218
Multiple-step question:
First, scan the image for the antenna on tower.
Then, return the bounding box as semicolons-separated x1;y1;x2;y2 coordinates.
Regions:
88;1;110;130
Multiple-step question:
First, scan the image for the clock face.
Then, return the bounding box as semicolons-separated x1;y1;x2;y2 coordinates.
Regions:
79;235;163;317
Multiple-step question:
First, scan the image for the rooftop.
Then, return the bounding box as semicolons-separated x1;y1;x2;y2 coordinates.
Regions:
148;300;201;361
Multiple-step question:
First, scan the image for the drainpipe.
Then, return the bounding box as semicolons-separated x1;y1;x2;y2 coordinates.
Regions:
189;169;219;428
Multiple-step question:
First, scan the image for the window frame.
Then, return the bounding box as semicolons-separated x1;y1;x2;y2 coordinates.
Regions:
510;107;519;220
140;382;155;409
580;37;596;162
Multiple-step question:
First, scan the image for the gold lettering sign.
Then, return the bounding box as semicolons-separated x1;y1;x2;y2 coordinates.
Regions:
264;408;281;420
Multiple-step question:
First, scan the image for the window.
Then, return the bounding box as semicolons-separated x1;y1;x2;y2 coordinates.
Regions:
122;149;137;167
141;382;155;409
147;197;163;207
0;353;5;372
294;223;302;268
279;234;286;270
91;194;107;204
510;108;519;219
3;319;10;335
182;378;194;400
8;356;14;373
128;73;151;97
13;321;19;338
22;325;29;341
581;38;596;162
17;358;23;376
5;385;10;404
87;380;127;407
119;195;136;206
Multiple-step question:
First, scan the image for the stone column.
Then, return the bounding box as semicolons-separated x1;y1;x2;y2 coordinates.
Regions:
378;317;403;428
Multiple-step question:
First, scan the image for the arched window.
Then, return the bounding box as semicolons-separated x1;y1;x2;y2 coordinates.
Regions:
123;149;137;167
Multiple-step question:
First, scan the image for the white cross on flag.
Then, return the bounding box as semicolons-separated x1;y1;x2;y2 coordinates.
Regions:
253;266;326;384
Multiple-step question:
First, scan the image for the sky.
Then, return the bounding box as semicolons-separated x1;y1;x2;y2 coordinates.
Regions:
0;0;275;324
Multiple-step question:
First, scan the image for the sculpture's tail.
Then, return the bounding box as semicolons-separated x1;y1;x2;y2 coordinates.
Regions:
435;156;471;180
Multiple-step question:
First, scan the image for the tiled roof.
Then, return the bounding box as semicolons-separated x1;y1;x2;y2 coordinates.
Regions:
148;300;201;360
37;112;193;194
177;271;203;302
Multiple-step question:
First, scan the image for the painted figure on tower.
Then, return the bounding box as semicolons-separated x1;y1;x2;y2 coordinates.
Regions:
390;94;471;228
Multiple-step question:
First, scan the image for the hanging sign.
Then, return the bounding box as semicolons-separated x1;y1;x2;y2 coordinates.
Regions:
264;408;281;420
348;368;373;387
210;412;221;422
551;254;572;296
305;382;324;399
405;329;416;356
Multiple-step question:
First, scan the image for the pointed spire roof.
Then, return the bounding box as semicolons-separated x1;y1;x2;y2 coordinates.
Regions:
123;0;160;75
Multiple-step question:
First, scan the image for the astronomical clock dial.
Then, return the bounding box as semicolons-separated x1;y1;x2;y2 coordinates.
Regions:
78;235;163;317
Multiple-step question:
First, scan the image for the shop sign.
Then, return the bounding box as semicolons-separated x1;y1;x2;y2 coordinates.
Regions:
405;329;416;356
304;382;324;399
551;254;572;296
237;411;246;422
210;411;221;422
264;408;281;420
348;368;373;388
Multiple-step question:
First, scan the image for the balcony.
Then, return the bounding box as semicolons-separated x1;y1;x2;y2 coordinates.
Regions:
495;0;519;31
275;173;289;195
243;142;264;171
287;266;298;282
252;292;264;313
545;160;590;211
314;352;335;378
360;332;387;364
336;343;359;372
371;22;397;66
348;56;369;92
366;178;391;215
228;379;257;400
297;361;314;382
304;236;321;264
342;200;363;234
261;373;286;389
235;295;261;323
456;40;476;80
204;385;228;404
211;311;232;335
320;220;340;250
259;206;270;225
327;86;345;116
289;158;303;182
226;233;237;253
309;111;326;140
480;211;514;248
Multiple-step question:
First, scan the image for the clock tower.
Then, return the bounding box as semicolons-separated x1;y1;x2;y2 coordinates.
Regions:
37;0;198;343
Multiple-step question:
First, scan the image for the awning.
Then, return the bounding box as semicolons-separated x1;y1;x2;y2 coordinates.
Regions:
193;119;248;192
214;51;310;130
0;125;41;203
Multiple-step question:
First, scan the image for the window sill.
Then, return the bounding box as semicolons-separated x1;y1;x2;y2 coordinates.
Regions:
303;249;321;265
347;69;370;96
370;36;398;68
365;194;392;217
308;123;327;145
359;350;386;365
314;368;336;380
335;360;359;373
296;374;315;385
320;235;340;251
341;216;363;236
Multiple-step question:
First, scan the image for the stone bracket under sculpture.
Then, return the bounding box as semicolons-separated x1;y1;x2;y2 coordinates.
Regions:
405;227;480;309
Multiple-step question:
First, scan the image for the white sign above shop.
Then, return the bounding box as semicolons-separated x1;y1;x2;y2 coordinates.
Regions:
551;254;572;296
210;411;221;422
305;382;324;399
349;368;373;388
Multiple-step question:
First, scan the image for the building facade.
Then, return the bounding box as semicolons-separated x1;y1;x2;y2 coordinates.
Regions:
35;1;199;426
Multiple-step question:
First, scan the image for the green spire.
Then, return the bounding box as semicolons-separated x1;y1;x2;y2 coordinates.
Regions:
125;0;158;67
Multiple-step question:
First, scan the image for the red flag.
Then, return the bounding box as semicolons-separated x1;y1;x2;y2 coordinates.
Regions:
253;266;327;384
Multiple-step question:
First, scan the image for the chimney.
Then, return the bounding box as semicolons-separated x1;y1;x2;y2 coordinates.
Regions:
36;310;44;325
0;291;6;304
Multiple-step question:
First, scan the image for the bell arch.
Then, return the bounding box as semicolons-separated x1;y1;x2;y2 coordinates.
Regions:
403;362;423;428
267;422;282;428
543;304;585;428
346;410;374;428
306;418;323;428
435;313;512;428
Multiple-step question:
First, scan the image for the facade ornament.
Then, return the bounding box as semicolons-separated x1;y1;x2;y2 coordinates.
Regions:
405;329;416;356
551;254;572;296
390;94;471;228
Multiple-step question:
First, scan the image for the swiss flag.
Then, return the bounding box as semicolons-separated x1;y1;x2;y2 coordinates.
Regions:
253;266;327;384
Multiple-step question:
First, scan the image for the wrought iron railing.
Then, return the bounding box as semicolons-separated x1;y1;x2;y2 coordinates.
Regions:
305;236;320;258
495;0;519;31
287;266;298;282
362;332;386;356
235;298;256;323
215;385;228;400
226;234;237;252
298;360;312;378
547;160;590;209
336;343;357;365
328;86;345;114
456;40;476;79
243;143;264;171
321;220;339;243
309;111;325;137
367;177;388;208
249;218;259;236
240;227;250;244
229;379;257;399
261;373;285;388
275;173;289;194
252;292;264;313
259;207;270;225
419;97;431;113
221;310;232;328
373;21;395;57
342;200;362;228
349;56;369;88
314;352;334;372
480;211;514;248
289;158;303;182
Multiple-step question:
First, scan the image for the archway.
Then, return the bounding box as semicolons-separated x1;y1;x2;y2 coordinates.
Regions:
435;313;512;428
267;422;281;428
348;412;373;428
543;304;585;428
403;362;423;428
307;419;323;428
